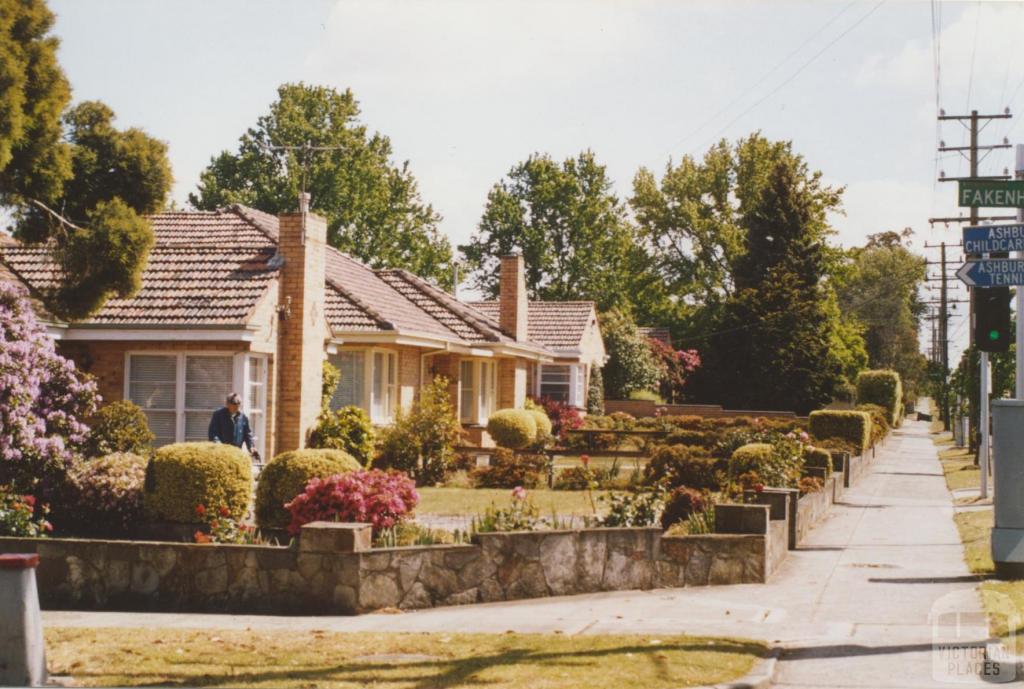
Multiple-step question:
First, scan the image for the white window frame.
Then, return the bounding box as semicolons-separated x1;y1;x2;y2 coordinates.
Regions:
124;351;267;455
539;363;585;408
328;348;398;424
460;358;496;425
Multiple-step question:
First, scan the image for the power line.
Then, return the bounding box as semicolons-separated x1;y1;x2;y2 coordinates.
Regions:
692;0;887;155
663;0;860;156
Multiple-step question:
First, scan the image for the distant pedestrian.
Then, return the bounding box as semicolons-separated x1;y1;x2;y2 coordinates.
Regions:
208;392;255;456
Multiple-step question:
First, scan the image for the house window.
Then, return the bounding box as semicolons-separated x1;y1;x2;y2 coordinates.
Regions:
328;349;397;423
126;352;267;454
540;364;585;408
460;359;496;424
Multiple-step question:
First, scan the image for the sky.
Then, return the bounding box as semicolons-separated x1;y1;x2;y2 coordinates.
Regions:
48;0;1024;362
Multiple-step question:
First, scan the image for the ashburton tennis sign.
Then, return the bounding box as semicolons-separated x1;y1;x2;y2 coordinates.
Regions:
957;259;1024;287
959;180;1024;208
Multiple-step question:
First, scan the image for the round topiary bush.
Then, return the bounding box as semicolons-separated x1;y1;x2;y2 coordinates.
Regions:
56;452;148;536
255;448;362;528
143;442;252;523
86;400;154;457
527;409;553;440
486;409;537;449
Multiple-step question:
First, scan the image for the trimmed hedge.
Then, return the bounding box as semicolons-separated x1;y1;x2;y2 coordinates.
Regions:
527;409;553;440
643;444;719;490
255;448;362;528
486;409;538;449
808;410;872;454
86;400;154;457
803;446;833;476
856;370;902;427
144;442;252;523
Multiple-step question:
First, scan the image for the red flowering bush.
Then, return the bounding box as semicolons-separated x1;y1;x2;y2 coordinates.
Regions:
284;469;419;536
534;397;583;440
0;487;51;537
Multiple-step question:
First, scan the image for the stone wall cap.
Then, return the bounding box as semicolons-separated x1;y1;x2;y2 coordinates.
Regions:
300;521;371;530
0;553;39;569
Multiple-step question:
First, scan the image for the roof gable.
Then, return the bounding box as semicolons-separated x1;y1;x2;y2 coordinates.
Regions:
469;300;597;351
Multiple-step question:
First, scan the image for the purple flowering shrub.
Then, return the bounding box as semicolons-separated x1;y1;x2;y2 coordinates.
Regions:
0;282;98;492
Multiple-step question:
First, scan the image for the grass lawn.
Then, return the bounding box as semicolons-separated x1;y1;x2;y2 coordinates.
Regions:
938;445;981;492
417;487;611;517
45;628;767;689
940;433;1024;652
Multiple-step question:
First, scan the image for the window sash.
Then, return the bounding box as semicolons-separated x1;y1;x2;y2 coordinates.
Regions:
126;352;241;448
329;349;397;423
540;364;572;404
459;360;475;423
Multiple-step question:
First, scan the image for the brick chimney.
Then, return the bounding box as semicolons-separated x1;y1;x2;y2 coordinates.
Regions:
275;193;327;452
499;254;529;342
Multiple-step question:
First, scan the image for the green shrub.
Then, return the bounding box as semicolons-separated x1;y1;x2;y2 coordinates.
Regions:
728;440;803;489
660;486;708;529
587;366;605;415
486;409;538;449
627;389;663;403
376;377;461;486
664;429;709;448
855;370;902;427
255;448;362;528
308;405;375;464
803;446;833;476
57;452;148;536
86;400;154;457
855;403;890;444
808;410;872;454
143;442;252;523
470;448;546;488
527;408;553;441
643;444;720;491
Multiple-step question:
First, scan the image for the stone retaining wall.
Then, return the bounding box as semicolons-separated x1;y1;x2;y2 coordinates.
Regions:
0;513;780;615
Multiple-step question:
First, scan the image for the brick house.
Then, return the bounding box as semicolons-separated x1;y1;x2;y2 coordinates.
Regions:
0;200;604;458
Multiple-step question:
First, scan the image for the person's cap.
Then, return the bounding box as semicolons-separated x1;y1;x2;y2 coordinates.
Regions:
226;392;242;406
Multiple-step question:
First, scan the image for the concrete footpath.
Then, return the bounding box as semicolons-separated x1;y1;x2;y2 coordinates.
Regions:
45;419;1003;687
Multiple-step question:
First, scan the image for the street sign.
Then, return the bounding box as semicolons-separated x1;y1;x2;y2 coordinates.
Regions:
958;180;1024;207
963;224;1024;253
956;259;1024;286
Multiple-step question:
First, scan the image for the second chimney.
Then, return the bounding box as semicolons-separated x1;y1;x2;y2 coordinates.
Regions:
499;254;528;342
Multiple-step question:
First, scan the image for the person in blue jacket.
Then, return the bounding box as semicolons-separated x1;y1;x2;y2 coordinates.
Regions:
208;392;255;456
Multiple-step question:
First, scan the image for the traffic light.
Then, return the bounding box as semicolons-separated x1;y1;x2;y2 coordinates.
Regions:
974;286;1011;353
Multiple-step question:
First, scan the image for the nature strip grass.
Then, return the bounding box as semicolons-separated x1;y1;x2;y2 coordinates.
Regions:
45;628;766;689
934;430;1024;652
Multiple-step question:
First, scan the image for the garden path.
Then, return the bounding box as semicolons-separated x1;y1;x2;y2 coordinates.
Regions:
45;418;1000;686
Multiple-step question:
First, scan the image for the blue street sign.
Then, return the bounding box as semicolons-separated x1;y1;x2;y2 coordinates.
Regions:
963;224;1024;254
957;259;1024;287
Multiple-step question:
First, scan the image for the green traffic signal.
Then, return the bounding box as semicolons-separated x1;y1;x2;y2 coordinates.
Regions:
990;329;1001;341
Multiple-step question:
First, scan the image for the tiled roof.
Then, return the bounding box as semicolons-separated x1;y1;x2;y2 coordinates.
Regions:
0;206;555;352
0;241;277;326
469;300;596;350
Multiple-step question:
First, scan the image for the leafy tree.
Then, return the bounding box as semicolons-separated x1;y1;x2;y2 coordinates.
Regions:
601;309;664;399
190;83;453;288
686;159;861;414
0;1;171;319
460;151;664;315
836;230;929;402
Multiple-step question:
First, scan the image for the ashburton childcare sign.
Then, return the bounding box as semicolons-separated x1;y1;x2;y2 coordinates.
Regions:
963;224;1024;254
958;180;1024;208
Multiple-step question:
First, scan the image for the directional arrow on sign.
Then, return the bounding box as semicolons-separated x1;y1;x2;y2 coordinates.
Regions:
957;259;1024;287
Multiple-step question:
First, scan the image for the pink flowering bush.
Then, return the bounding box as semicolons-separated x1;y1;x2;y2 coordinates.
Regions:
534;397;583;440
284;469;419;536
54;452;147;536
0;283;98;492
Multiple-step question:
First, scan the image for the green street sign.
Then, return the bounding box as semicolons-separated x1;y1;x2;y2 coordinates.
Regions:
958;180;1024;207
